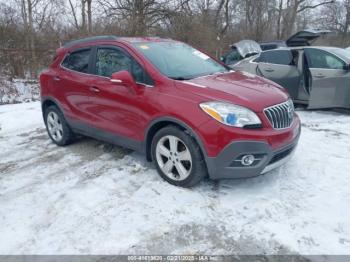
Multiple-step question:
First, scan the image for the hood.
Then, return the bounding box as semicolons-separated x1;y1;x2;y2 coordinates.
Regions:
231;40;262;58
286;29;332;47
175;71;289;112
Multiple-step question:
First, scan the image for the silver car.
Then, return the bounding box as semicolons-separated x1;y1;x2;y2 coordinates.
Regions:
232;46;350;109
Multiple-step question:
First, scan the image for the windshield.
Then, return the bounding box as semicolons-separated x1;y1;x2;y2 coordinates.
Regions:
133;41;229;80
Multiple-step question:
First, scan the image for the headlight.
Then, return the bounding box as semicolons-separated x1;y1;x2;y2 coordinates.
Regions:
200;101;261;128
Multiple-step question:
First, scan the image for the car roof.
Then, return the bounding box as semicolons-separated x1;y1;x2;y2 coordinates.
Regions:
61;35;174;49
254;46;350;63
261;46;345;52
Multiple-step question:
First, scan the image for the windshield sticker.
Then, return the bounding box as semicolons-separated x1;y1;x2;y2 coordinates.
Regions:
193;50;210;60
139;45;149;50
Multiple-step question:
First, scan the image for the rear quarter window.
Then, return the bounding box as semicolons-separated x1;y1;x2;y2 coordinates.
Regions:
61;49;91;73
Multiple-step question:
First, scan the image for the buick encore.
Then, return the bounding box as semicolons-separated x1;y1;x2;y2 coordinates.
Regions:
40;36;301;187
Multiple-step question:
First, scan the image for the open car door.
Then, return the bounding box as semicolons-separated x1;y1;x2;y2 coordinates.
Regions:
256;49;301;99
305;48;350;109
286;29;332;47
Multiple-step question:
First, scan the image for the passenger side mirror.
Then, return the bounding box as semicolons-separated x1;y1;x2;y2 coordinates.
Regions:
344;64;350;71
110;70;137;92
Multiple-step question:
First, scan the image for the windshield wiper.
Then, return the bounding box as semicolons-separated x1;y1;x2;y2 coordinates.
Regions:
169;76;192;81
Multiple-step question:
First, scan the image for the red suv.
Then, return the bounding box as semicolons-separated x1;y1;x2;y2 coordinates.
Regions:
40;36;301;187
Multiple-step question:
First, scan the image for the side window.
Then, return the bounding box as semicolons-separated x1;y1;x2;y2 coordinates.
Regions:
259;50;294;65
305;48;345;70
96;48;131;77
95;48;153;85
61;49;91;73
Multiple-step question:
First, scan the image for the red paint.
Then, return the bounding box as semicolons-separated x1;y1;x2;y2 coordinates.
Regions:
40;37;300;158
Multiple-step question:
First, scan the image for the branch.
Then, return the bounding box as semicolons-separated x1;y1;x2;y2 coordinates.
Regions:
297;0;334;13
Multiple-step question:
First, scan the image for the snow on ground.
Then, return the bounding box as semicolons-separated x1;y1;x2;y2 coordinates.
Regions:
0;77;39;105
0;102;350;255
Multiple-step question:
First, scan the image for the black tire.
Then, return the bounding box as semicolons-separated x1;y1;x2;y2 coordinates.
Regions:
151;125;207;187
44;105;75;146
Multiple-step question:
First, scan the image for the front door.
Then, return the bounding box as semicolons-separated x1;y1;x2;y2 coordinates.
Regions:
304;48;350;109
87;45;155;145
256;49;301;100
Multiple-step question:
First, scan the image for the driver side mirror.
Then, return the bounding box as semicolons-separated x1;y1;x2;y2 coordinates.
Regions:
344;64;350;71
110;70;137;92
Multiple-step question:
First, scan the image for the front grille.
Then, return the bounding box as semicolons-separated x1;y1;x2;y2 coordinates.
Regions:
264;100;294;129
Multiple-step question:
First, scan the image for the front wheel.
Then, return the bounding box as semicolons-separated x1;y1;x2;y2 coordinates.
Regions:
151;126;207;187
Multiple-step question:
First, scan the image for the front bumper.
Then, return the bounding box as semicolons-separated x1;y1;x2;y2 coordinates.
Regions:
205;130;300;180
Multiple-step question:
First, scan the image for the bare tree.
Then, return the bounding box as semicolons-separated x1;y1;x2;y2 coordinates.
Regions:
86;0;92;34
19;0;39;77
98;0;189;35
1;0;349;79
318;0;350;45
277;0;335;39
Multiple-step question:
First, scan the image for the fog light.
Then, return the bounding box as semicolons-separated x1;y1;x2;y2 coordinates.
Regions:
241;155;255;166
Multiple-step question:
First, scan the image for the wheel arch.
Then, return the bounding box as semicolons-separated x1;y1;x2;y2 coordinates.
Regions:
144;117;208;162
41;96;65;117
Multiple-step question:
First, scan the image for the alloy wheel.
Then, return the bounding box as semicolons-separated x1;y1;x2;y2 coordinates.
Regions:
47;111;63;142
155;135;193;181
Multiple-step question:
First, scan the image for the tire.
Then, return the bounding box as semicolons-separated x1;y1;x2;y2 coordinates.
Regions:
151;125;207;187
44;105;75;146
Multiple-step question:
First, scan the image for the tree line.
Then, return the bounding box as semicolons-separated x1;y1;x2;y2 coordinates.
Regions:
0;0;349;78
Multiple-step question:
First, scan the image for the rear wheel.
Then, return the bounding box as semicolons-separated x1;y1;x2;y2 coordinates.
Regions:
44;105;75;146
151;126;207;187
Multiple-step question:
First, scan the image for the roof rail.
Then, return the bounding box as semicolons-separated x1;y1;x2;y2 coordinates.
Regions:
62;35;119;48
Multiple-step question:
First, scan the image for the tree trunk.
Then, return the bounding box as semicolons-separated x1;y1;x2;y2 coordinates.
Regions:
283;0;299;38
81;0;86;33
87;0;92;34
276;0;283;39
27;0;37;78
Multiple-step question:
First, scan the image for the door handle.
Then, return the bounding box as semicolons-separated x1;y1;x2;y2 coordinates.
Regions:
264;68;274;72
314;73;325;79
89;86;100;93
53;76;61;81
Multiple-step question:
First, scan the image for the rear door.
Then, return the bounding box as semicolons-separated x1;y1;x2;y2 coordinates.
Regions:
256;49;301;99
57;48;96;123
305;48;350;109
